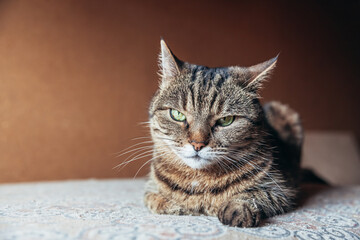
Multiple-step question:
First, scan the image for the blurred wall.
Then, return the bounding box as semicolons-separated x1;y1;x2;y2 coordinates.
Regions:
0;0;359;183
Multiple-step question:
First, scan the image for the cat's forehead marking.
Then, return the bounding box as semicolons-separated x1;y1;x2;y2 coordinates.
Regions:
184;67;229;117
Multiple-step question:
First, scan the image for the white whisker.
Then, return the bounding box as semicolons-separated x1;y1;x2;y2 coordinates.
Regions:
113;140;153;155
133;152;167;179
114;149;155;170
115;145;153;158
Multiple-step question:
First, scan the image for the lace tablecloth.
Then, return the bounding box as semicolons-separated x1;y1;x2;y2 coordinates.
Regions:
1;179;359;240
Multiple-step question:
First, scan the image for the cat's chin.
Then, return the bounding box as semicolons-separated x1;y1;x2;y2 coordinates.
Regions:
180;156;212;169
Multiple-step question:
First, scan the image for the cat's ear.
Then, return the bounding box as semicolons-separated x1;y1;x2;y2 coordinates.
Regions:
245;55;278;91
230;55;278;92
159;39;183;83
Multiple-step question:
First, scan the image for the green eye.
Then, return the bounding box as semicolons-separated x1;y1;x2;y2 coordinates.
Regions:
216;116;235;127
170;109;186;122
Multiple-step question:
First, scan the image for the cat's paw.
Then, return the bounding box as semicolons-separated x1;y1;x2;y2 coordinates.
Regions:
144;192;183;215
218;200;260;228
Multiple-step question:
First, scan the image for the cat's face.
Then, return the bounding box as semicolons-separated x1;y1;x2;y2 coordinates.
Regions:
149;40;277;169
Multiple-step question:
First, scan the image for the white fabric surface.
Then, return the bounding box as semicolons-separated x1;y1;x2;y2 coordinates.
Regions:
1;179;360;240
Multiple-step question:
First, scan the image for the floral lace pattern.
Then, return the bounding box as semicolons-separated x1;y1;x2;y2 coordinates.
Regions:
0;179;359;240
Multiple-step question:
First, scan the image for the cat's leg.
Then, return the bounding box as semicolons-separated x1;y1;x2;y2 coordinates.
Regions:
218;198;261;227
217;184;294;227
144;175;189;215
144;192;186;215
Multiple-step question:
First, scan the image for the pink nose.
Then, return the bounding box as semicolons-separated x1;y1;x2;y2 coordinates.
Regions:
189;141;206;151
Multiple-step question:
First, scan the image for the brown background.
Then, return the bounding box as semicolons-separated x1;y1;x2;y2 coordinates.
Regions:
0;0;359;183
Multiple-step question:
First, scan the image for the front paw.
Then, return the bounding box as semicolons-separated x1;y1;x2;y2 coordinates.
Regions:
218;200;261;228
144;192;183;215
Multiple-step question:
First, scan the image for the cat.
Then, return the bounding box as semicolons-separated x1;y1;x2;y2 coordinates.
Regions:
144;39;303;228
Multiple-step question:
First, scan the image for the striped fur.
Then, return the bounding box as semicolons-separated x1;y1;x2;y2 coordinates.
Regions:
144;40;303;228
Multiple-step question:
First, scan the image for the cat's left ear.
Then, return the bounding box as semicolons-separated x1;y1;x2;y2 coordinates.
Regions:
231;55;278;92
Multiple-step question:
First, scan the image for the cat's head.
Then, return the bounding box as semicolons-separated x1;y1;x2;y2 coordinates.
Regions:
149;40;277;169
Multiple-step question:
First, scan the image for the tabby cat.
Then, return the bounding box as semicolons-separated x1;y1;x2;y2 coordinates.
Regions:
144;40;303;227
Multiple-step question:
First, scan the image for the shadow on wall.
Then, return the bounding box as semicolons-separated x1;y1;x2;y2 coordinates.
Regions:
0;0;359;183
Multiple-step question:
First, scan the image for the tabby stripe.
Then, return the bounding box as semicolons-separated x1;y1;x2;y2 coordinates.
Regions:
190;67;198;82
154;167;195;195
264;190;276;207
152;128;168;135
202;70;209;86
189;84;195;109
205;72;213;91
215;73;226;88
195;71;205;106
209;91;218;111
210;160;270;194
215;98;225;114
209;164;263;195
154;160;269;195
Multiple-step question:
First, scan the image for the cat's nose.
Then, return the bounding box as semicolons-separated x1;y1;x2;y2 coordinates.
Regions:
189;140;206;152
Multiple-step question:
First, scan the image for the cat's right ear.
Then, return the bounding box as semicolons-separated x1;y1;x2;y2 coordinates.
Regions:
228;55;278;92
159;39;182;88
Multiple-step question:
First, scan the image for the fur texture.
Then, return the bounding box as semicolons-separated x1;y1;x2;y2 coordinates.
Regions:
144;40;303;228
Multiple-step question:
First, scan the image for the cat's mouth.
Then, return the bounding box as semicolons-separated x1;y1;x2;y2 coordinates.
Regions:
181;152;209;161
182;157;210;169
178;154;213;169
169;144;215;169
